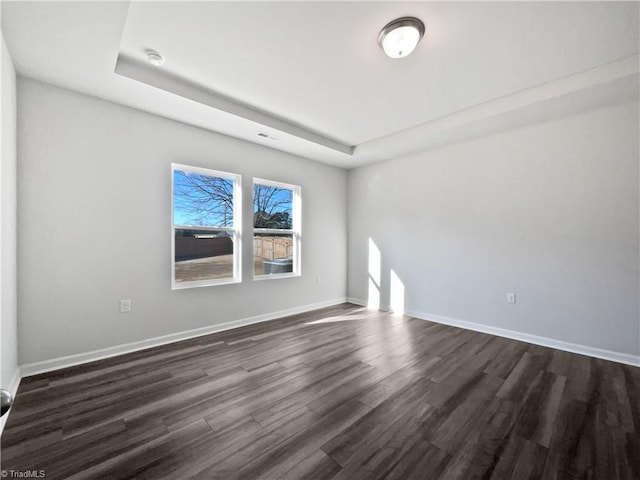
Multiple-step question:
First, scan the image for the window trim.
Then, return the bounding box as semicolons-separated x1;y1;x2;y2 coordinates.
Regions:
253;178;301;280
171;163;242;289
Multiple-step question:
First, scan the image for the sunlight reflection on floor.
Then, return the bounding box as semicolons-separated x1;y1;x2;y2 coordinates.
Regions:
304;308;382;325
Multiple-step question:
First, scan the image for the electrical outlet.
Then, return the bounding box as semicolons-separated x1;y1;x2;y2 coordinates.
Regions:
120;299;131;313
506;293;516;304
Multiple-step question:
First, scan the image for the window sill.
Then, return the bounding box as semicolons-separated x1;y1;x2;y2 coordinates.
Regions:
253;272;300;282
172;277;241;290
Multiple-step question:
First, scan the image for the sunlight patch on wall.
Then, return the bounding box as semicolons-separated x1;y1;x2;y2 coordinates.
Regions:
368;238;381;309
390;269;405;315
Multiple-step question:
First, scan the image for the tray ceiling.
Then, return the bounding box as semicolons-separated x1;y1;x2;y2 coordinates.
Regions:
2;1;639;168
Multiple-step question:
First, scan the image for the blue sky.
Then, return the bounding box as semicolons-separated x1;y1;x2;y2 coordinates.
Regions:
173;170;234;227
253;184;292;215
173;171;293;227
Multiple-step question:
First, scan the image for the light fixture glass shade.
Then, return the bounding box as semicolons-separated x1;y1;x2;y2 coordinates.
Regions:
378;17;425;59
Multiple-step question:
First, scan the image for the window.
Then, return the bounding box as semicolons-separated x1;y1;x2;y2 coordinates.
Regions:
172;164;241;288
253;179;301;279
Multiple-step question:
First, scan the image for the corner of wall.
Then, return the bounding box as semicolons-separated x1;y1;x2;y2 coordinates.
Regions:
1;30;21;436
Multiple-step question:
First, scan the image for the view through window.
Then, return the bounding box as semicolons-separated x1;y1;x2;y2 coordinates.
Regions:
253;179;301;278
172;164;241;288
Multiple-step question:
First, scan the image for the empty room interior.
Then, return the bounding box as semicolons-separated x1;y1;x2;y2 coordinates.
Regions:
0;1;639;479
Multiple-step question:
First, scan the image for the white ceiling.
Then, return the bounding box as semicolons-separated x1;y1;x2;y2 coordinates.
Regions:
2;1;639;168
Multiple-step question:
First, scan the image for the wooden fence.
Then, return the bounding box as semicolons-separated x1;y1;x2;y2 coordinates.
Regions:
175;236;292;262
254;236;293;261
175;237;233;261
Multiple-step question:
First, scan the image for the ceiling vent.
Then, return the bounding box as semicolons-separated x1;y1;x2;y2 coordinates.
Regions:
257;132;278;141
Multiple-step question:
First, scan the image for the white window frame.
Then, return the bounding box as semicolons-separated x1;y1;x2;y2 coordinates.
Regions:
171;163;242;289
253;178;301;280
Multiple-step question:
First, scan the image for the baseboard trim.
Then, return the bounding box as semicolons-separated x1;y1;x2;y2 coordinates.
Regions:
0;368;22;436
346;297;639;367
346;297;367;307
409;309;640;367
20;297;348;378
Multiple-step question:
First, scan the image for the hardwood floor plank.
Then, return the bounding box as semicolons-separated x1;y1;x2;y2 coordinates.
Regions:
66;418;213;480
426;375;504;454
1;303;637;479
321;378;436;468
279;448;342;480
229;399;372;479
386;440;450;480
436;397;518;477
512;370;566;447
2;419;125;473
41;418;167;479
488;434;548;480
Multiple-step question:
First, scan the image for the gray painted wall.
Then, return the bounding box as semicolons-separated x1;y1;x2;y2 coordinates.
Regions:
12;73;640;369
348;100;640;357
17;78;348;365
1;32;19;432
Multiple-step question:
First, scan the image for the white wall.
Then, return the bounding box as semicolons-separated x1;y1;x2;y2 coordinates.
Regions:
17;78;348;366
1;31;19;432
13;76;640;369
348;100;640;359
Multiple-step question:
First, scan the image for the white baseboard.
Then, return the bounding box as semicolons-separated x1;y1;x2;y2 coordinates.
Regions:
20;297;347;378
346;297;640;367
0;368;22;436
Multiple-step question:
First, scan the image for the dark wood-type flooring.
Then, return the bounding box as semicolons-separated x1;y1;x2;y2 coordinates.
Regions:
2;303;639;479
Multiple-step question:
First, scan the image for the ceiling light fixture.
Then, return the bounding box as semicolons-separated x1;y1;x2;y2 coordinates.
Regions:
146;50;165;66
378;17;425;59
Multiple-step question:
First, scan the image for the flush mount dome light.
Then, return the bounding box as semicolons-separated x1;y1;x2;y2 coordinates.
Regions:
378;17;425;59
146;50;165;66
